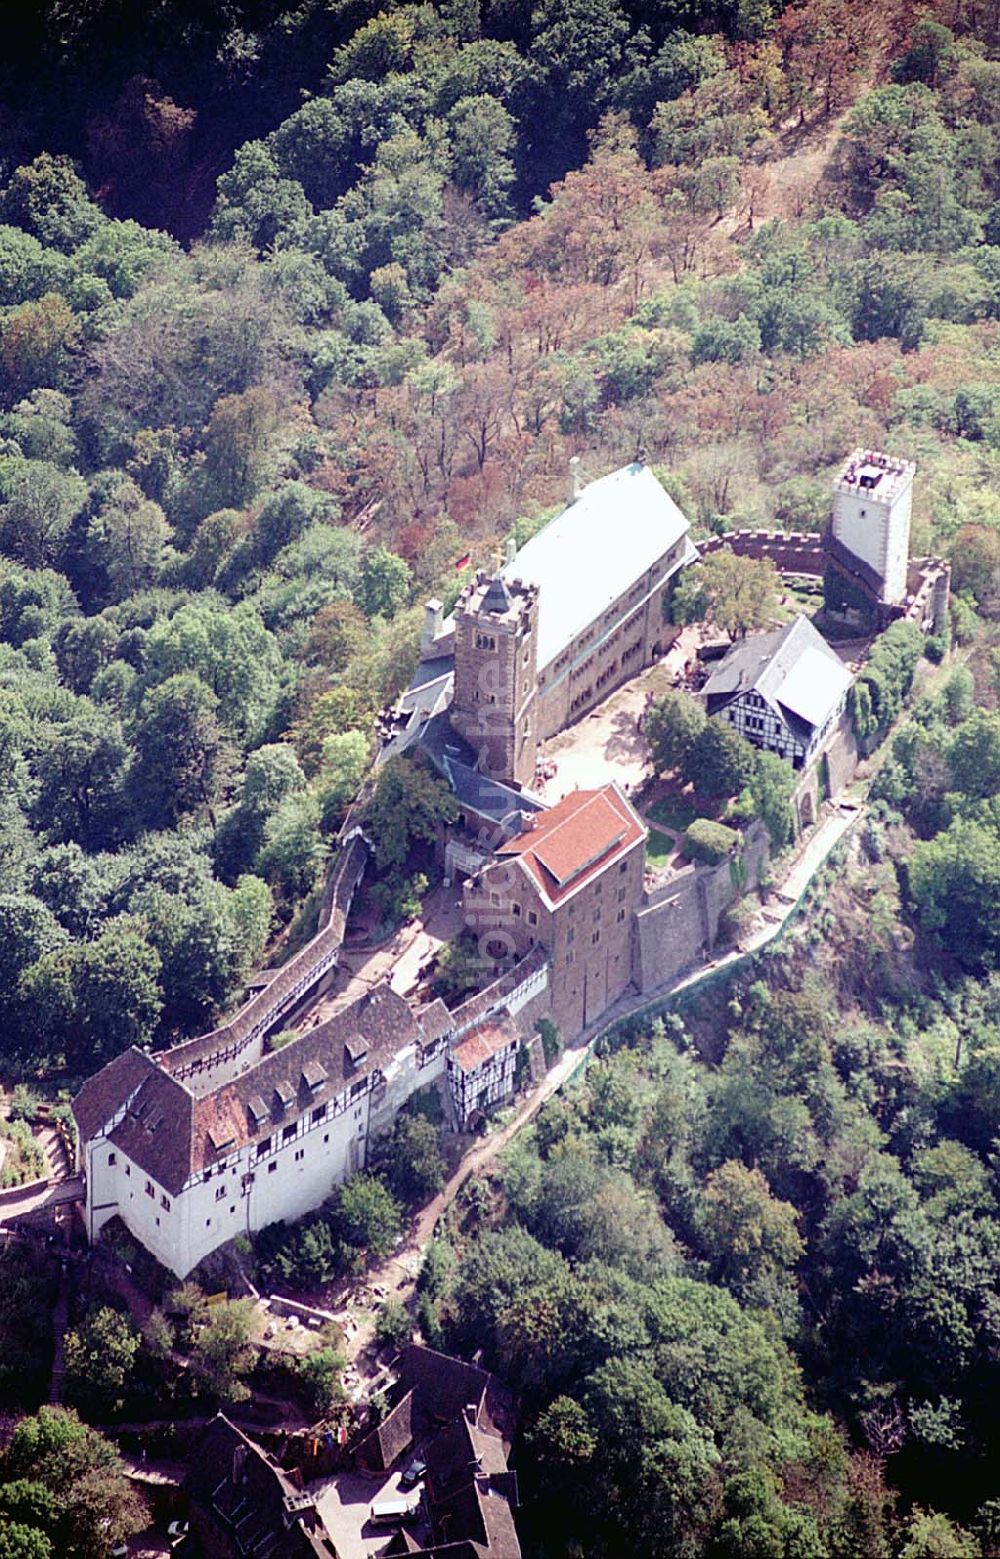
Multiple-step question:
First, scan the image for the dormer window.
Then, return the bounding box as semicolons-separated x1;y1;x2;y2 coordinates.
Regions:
301;1060;327;1093
345;1038;368;1071
273;1080;295;1114
247;1095;269;1130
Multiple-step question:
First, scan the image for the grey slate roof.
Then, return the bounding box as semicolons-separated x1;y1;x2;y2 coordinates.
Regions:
352;1347;520;1557
378;655;456;765
421;714;544;833
499;461;694;671
185;1414;333;1557
481;575;513;616
703;615;851;739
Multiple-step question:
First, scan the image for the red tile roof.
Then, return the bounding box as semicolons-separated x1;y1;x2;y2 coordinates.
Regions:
451;1013;520;1074
76;982;447;1197
72;1047;156;1148
497;785;645;905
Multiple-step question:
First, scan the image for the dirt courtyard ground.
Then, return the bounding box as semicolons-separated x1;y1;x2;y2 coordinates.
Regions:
307;884;465;1020
536;628;700;803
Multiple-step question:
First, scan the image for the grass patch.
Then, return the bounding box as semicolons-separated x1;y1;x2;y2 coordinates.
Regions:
646;828;674;867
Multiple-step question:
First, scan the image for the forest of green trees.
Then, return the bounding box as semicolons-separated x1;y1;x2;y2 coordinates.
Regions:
415;659;1000;1559
3;0;1000;1073
4;0;1000;1552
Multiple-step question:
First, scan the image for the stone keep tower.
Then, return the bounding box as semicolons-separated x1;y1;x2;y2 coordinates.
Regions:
831;449;915;606
451;572;539;788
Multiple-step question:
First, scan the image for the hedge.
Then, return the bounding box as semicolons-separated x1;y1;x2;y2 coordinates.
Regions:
683;818;740;864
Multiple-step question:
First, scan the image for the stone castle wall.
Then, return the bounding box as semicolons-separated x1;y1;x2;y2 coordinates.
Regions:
632;818;772;993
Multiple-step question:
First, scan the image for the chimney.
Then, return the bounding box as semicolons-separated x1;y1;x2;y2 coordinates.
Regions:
504;535;516;566
568;455;582;505
422;597;443;654
465;1403;478;1427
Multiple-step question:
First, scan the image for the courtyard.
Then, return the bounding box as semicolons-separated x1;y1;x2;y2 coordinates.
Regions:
535;626;701;803
312;1464;430;1559
310;883;465;1018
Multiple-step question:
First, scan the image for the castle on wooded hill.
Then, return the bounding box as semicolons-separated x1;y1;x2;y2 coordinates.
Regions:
73;450;947;1278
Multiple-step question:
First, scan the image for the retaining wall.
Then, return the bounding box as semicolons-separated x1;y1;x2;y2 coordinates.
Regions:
633;818;772;993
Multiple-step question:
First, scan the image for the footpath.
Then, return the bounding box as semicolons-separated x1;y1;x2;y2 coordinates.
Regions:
342;798;861;1358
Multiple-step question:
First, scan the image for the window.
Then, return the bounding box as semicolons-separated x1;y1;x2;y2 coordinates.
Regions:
323;1134;329;1145
617;887;627;902
268;1161;277;1173
206;1218;211;1228
617;908;626;922
594;883;602;897
566;951;575;965
145;1180;154;1198
124;1164;130;1177
490;892;500;906
311;1104;327;1124
593;909;601;924
350;1078;367;1100
527;910;537;926
108;1153;117;1167
216;1185;227;1200
567;928;575;945
592;930;600;945
619;860;628;874
282;1122;296;1142
294;1149;304;1163
203;1167;213;1181
512;902;521;917
476;632;496;651
230;1206;235;1216
160;1195;171;1211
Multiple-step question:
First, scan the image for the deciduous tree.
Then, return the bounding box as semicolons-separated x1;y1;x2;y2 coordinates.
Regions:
672;548;779;637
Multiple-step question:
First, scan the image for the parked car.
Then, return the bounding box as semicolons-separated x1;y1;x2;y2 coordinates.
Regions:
399;1457;428;1490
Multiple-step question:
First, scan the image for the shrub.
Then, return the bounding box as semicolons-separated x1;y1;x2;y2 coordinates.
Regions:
375;1297;411;1351
720;897;758;945
538;1018;562;1066
8;1084;40;1122
683;819;739;864
295;1346;346;1418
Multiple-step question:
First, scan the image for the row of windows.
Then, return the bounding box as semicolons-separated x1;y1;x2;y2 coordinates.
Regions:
568;600;646;686
143;1177;171;1212
492;894;538;926
254;1106;329;1160
566;910;627;960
